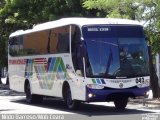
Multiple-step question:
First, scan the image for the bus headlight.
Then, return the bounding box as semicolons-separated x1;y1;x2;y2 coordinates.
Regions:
87;84;104;89
144;79;150;86
88;93;93;98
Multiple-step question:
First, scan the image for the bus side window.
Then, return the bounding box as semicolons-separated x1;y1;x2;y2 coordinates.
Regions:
57;33;69;53
9;36;23;56
56;26;70;53
71;25;84;76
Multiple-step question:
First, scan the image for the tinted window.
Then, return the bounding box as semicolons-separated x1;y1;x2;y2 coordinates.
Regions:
56;26;70;53
23;30;49;55
9;36;23;56
9;25;70;56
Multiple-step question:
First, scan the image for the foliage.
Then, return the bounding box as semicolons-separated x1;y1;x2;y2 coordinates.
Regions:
0;0;97;67
83;0;160;54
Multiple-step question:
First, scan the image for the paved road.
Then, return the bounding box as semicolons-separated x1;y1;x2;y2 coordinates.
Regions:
0;85;160;120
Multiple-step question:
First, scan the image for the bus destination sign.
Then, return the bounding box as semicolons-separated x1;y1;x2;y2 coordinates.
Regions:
87;27;110;32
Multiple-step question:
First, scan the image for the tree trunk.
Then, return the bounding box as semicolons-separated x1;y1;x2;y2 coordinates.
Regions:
0;69;2;84
148;46;160;98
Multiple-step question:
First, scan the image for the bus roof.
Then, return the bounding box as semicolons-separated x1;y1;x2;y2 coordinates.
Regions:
10;17;142;37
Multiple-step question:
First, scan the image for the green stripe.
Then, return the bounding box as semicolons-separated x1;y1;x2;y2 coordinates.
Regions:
53;57;60;72
92;79;96;84
59;58;66;72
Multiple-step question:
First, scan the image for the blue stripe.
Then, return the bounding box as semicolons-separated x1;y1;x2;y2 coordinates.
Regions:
48;58;55;72
29;59;32;76
96;79;101;84
101;79;106;84
57;65;65;80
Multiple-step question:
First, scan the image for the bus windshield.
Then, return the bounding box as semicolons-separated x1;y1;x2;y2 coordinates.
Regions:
82;25;149;78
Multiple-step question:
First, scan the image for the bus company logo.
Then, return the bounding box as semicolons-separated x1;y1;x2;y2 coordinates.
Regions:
9;59;26;64
25;57;70;90
110;79;132;83
119;82;123;88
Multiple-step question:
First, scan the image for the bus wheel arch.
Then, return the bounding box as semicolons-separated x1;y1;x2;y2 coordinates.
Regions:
62;81;80;109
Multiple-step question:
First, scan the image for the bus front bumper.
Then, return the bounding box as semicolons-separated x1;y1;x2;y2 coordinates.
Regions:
86;86;150;102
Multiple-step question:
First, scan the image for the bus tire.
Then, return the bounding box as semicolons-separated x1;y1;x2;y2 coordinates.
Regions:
25;83;43;104
114;98;128;110
64;85;80;110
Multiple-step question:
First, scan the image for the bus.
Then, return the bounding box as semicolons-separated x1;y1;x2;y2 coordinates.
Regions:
8;18;150;109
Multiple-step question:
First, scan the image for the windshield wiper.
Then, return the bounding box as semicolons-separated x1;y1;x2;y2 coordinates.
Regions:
105;47;113;75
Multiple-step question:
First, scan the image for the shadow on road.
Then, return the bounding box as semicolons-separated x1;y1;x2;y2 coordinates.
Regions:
0;84;24;96
0;109;15;112
0;86;155;116
11;98;154;116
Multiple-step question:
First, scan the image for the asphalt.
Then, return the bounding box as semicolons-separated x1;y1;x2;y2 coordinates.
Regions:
0;83;160;106
0;84;24;96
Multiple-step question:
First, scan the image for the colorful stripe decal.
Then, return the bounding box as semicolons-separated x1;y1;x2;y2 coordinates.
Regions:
25;57;70;90
34;58;47;65
101;79;106;84
92;79;96;84
25;59;33;78
96;79;101;84
92;79;106;85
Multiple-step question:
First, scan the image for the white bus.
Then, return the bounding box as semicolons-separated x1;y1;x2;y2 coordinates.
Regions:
8;18;150;109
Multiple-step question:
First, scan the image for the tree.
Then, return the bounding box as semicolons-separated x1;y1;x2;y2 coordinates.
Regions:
0;0;97;28
83;0;160;98
0;0;97;67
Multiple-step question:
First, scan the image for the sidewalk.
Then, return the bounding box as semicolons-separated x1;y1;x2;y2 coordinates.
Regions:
144;99;160;105
129;98;160;106
129;89;160;106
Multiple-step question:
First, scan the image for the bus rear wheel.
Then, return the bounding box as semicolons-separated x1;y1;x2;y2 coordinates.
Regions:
64;86;80;109
114;99;128;110
25;83;43;104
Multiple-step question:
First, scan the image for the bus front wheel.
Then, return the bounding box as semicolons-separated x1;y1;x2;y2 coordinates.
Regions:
25;83;43;104
114;99;128;110
64;86;80;109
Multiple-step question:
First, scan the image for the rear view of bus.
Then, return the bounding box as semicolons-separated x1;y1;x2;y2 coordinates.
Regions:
82;21;150;109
